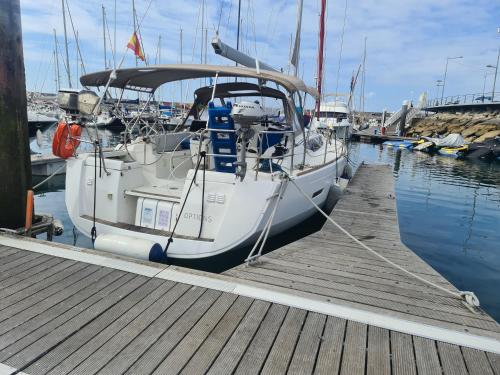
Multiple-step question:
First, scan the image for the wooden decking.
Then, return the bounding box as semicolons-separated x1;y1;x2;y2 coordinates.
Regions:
0;164;498;374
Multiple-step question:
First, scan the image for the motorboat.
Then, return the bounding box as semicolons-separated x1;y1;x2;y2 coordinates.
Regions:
310;96;352;140
61;64;348;263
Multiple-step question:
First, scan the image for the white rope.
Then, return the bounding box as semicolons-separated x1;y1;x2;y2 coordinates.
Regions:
33;164;66;190
286;175;481;309
246;179;287;263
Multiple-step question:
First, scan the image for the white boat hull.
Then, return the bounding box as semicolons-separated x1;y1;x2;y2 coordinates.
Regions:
65;153;346;260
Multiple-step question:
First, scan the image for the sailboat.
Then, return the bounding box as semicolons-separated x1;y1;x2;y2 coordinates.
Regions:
60;65;347;262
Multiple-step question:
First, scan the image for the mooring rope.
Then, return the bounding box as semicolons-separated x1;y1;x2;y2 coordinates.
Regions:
286;174;480;309
32;164;66;190
245;178;288;263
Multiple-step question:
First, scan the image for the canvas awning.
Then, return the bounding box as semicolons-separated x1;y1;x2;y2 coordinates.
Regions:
80;64;318;98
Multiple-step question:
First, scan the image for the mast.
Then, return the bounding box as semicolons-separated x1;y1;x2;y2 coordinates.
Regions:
113;0;117;68
358;36;367;124
102;5;107;69
200;0;205;65
61;0;72;87
53;29;60;92
315;0;326;119
132;0;137;67
76;30;79;89
236;0;241;56
180;27;183;109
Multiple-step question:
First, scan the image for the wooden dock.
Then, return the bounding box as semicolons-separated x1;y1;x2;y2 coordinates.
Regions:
0;164;498;374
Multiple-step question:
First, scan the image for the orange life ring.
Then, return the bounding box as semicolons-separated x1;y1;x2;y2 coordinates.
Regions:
52;121;82;159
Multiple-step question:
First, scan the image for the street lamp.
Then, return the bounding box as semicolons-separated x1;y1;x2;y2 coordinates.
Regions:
486;65;497;102
440;56;463;104
435;80;443;103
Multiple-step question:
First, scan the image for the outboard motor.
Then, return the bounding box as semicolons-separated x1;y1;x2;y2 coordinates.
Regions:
231;101;265;180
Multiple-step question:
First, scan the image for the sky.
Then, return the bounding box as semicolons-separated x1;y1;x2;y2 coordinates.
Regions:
20;0;500;112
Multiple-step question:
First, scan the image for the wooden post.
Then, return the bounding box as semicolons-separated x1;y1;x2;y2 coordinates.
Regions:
398;103;408;137
0;0;32;229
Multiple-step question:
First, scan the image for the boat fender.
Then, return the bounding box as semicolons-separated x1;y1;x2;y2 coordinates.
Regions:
52;121;82;159
94;234;167;263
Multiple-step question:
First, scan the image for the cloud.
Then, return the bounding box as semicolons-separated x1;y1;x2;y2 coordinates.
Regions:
20;0;500;111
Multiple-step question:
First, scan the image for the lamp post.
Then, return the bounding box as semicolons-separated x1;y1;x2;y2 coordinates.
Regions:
440;56;463;104
486;65;497;102
435;80;443;105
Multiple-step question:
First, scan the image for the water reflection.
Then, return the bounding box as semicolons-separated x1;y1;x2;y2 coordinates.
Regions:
349;143;500;321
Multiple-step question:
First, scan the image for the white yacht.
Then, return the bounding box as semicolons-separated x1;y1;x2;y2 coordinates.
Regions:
310;97;352;139
60;64;347;263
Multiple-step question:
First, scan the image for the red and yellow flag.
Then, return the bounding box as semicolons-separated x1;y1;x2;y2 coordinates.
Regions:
127;31;145;61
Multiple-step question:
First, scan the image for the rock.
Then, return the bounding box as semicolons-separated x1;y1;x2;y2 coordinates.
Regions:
464;135;477;143
462;124;484;137
473;130;500;143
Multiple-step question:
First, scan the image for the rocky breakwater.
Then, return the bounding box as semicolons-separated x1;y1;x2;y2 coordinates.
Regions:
408;112;500;143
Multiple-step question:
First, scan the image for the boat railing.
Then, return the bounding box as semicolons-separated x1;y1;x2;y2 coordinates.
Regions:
199;127;297;179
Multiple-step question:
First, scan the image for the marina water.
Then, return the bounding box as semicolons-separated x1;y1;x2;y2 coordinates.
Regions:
32;128;500;321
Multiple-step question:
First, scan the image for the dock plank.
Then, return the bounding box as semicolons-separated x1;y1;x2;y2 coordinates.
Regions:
339;321;367;375
206;299;271;375
390;331;417;375
76;283;198;375
313;316;346;375
179;296;254;375
287;312;326;375
260;308;307;375
233;304;288;375
366;326;390;375
152;292;237;375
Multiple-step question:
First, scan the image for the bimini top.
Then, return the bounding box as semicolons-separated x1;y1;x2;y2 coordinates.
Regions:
80;64;318;98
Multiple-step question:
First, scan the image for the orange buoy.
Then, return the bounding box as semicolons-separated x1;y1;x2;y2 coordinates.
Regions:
52;121;82;159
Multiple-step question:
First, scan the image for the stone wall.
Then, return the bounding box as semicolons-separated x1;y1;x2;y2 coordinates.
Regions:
407;111;500;143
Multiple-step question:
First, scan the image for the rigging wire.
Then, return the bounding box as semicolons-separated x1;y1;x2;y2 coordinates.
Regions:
334;0;348;98
64;0;87;76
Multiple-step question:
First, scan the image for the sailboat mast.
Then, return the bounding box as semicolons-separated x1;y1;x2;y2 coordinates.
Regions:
61;0;72;88
359;36;367;124
200;0;205;64
113;0;117;68
53;29;60;92
180;27;183;109
132;0;137;67
315;0;327;119
102;5;107;69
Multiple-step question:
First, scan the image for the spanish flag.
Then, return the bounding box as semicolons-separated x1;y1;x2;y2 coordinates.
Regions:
127;31;145;61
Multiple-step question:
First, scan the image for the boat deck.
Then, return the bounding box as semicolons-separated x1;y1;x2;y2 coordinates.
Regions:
0;164;498;374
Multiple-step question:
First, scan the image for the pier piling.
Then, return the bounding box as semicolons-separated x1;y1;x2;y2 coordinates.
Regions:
0;0;32;229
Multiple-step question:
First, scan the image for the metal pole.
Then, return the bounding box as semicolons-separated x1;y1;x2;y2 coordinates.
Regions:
102;5;107;70
315;0;326;120
441;58;449;104
53;29;60;91
0;0;32;228
132;0;137;67
492;47;499;102
114;0;117;68
180;28;183;109
61;0;72;87
483;73;487;102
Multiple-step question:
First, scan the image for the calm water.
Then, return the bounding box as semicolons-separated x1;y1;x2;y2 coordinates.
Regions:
33;130;500;321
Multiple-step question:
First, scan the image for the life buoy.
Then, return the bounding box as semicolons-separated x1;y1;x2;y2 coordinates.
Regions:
52;121;82;159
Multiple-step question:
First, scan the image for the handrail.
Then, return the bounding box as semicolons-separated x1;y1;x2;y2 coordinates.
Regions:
426;91;500;107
